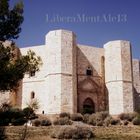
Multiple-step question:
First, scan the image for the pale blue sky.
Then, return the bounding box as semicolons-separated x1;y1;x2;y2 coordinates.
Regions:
11;0;140;59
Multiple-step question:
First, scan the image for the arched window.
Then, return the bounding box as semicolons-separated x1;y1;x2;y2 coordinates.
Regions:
86;67;92;76
31;91;35;99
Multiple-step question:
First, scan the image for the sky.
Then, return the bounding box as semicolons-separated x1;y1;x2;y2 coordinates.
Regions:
10;0;140;59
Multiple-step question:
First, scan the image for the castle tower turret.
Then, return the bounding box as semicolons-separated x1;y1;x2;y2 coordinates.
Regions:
45;29;77;114
104;40;134;115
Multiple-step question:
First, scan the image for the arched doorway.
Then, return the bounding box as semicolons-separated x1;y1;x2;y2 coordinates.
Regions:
83;98;95;114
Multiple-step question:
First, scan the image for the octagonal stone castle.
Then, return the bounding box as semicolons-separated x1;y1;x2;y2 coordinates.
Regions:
1;29;140;115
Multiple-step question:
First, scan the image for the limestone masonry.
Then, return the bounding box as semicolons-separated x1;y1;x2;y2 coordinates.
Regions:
1;29;140;115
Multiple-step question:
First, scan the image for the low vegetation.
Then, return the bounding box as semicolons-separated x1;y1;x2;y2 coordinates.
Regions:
70;113;83;121
51;125;94;139
59;112;70;118
1;110;140;139
119;112;137;121
0;103;37;126
53;117;72;125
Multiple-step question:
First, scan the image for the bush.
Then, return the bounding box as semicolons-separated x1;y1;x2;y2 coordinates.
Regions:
0;108;25;126
41;119;52;126
88;112;110;126
128;113;137;121
96;121;104;126
88;114;96;126
23;107;38;120
110;118;120;125
119;113;137;122
83;114;90;124
123;120;129;125
70;113;83;121
32;120;41;126
96;111;109;121
104;116;112;126
51;126;94;139
23;107;33;117
72;126;94;139
0;118;9;126
59;112;70;118
11;118;27;126
53;117;72;125
9;108;24;119
0;106;38;126
132;117;140;125
51;126;75;139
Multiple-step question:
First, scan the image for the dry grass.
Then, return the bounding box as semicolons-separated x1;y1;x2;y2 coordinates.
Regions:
93;125;140;140
1;123;140;140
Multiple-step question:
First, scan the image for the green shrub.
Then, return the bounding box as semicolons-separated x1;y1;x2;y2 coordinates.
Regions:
70;113;83;121
11;118;27;126
0;106;37;126
9;108;24;119
22;107;37;120
41;119;52;126
0;118;9;126
32;120;41;127
132;117;140;125
0;108;25;126
110;118;120;125
51;126;94;139
53;117;72;125
59;112;70;118
23;107;33;116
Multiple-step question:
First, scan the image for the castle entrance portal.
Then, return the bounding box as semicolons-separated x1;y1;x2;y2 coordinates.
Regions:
83;98;95;114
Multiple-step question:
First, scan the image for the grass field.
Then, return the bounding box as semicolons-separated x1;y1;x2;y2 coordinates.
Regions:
1;124;140;140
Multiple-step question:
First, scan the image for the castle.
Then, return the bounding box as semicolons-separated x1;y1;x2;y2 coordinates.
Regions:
1;29;140;115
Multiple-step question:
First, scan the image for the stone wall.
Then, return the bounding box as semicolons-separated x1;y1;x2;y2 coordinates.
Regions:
104;40;134;115
7;29;138;116
77;45;107;113
133;59;140;110
45;30;77;114
21;45;48;114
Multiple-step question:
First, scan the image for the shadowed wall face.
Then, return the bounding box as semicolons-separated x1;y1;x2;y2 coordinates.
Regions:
77;45;107;113
133;60;140;111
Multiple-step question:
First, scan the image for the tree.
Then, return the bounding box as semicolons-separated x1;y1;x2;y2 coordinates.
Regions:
0;0;24;41
0;41;42;91
0;1;42;91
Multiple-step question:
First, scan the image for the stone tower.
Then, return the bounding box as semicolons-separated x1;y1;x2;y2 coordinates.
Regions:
45;29;77;114
104;40;134;115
